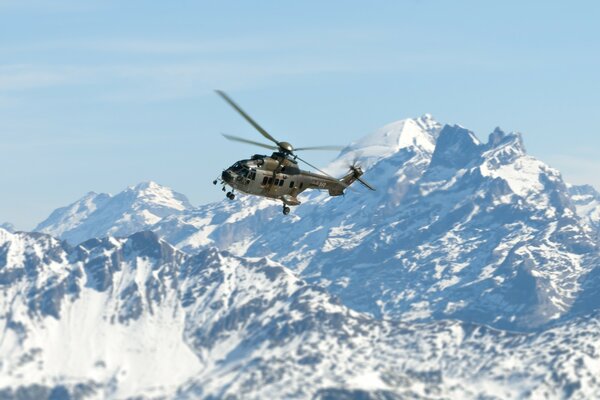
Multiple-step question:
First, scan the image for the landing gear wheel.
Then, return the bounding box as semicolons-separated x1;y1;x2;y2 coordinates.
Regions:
226;192;235;200
282;206;290;215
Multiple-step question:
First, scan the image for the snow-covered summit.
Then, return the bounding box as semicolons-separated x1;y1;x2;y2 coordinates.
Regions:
35;181;193;245
350;114;441;153
327;115;442;175
125;181;192;211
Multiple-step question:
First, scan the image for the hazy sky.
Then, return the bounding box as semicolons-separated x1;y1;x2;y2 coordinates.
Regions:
1;1;599;229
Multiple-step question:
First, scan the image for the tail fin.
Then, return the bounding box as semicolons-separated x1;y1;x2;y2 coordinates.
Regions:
339;165;376;191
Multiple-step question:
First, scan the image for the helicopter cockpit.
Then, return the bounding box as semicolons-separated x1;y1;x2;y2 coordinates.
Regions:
222;160;258;185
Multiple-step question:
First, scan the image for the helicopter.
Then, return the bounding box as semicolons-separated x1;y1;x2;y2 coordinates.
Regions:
213;90;375;215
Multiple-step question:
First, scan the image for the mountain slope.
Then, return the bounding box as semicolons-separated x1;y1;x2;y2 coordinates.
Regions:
35;181;193;245
1;228;600;399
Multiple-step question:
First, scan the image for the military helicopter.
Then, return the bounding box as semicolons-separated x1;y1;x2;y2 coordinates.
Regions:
213;90;375;215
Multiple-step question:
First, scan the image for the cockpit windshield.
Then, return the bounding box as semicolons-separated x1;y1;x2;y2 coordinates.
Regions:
231;162;244;172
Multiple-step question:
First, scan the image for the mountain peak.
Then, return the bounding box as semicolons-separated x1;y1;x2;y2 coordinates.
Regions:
326;115;442;176
486;127;526;154
36;182;193;244
430;124;482;169
487;127;507;147
130;180;162;192
350;116;442;155
125;181;192;211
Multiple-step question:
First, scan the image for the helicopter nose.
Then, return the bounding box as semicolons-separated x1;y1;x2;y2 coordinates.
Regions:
221;170;233;183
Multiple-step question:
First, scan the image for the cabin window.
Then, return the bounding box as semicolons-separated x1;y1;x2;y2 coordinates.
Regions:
274;178;280;186
262;176;268;185
299;182;304;189
289;181;294;188
268;177;274;185
279;179;284;186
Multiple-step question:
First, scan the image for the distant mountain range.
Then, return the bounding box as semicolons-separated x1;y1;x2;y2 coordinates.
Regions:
34;181;193;244
2;114;600;398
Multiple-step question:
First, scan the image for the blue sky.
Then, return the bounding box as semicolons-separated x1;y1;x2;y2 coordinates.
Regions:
1;0;599;229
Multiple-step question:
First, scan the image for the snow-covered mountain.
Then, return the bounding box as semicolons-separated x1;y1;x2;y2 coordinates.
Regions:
32;117;600;332
2;227;599;399
18;115;600;397
35;181;193;245
150;119;600;331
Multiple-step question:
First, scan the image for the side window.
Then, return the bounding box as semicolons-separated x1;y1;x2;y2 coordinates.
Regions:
289;181;294;188
279;180;284;186
250;171;256;180
268;177;273;185
299;182;304;189
262;176;268;185
274;179;280;186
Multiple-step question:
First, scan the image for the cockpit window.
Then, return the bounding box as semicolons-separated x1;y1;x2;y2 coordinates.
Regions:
231;162;243;172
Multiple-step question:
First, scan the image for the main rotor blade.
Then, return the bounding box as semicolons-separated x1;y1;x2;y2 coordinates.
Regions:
294;145;345;152
215;90;280;145
222;133;278;150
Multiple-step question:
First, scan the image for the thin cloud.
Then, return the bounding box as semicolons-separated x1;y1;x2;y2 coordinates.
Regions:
0;58;381;101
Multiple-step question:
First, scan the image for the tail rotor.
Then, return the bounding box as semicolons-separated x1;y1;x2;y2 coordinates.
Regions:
348;159;376;191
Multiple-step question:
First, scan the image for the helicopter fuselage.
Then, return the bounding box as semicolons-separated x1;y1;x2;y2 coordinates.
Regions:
220;152;351;207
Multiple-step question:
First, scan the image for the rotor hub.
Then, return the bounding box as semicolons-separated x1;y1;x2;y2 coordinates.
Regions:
278;142;294;153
